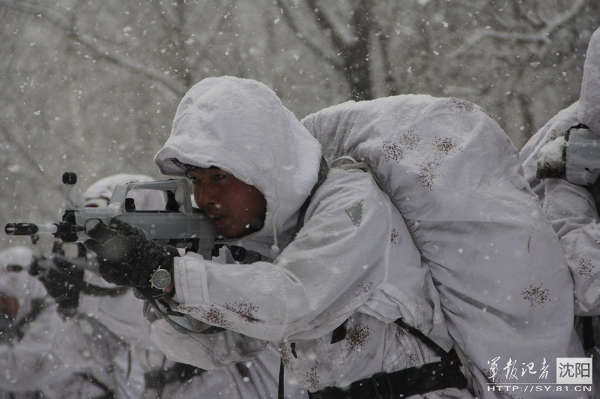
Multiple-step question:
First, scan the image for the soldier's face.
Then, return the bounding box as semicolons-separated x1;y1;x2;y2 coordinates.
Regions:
188;168;267;238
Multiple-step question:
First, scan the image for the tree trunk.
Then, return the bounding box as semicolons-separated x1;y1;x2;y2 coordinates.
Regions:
343;0;374;100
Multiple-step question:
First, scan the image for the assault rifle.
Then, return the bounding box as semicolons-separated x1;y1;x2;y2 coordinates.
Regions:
5;172;217;261
5;173;219;332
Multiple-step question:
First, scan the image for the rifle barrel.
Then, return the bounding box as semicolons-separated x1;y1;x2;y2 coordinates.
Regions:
5;223;57;236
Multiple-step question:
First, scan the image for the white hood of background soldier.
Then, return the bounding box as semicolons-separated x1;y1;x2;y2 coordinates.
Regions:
79;174;165;355
0;246;45;322
0;247;73;393
0;246;125;396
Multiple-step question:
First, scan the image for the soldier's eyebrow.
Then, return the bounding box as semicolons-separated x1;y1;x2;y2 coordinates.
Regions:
185;171;204;183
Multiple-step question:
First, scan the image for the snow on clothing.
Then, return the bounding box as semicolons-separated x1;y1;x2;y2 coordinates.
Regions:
520;28;600;316
0;246;142;399
152;76;472;397
301;95;584;398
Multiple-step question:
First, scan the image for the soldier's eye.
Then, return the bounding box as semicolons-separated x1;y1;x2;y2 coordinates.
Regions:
186;173;200;183
213;174;227;182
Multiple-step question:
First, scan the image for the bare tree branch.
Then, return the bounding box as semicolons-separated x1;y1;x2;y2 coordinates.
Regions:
0;0;187;97
185;0;237;70
510;0;545;29
275;0;343;67
449;0;585;58
305;0;351;50
0;123;61;193
156;0;180;30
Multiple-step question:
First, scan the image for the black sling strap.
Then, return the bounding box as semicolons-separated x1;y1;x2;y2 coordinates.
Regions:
308;350;466;399
75;372;115;399
144;362;205;397
581;317;595;353
278;359;285;399
279;157;329;399
295;157;330;234
394;318;447;357
307;319;468;399
80;283;129;297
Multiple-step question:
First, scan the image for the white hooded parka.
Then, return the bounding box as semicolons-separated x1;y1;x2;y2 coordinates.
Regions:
151;76;469;396
520;28;600;315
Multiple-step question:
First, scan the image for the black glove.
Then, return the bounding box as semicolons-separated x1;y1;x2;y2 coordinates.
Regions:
84;218;178;294
36;242;84;315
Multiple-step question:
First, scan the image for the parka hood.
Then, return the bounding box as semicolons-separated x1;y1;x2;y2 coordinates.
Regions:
155;77;322;255
578;27;600;134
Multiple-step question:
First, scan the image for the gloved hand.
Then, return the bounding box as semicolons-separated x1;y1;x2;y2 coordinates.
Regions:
36;242;84;315
84;218;178;295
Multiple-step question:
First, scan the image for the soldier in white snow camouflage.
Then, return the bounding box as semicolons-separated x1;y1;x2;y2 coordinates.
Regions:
520;27;600;397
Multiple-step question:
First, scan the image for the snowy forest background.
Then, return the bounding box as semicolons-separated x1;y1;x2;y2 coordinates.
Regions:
1;0;599;249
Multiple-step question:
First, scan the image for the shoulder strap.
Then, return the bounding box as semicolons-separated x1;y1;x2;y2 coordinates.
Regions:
394;318;449;359
75;372;115;399
295;157;330;234
144;362;205;391
80;283;129;297
325;319;449;357
581;316;595;353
